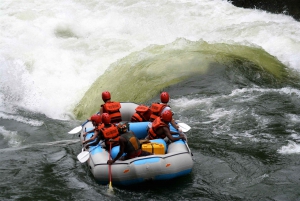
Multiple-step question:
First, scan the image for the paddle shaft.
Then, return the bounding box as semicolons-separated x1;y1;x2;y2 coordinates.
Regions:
108;142;113;189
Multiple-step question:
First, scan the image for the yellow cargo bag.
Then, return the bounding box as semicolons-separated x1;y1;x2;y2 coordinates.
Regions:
142;142;165;155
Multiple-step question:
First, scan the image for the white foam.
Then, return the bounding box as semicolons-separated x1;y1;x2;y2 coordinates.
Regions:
171;97;213;110
229;87;300;101
278;141;300;154
0;112;43;127
0;126;21;147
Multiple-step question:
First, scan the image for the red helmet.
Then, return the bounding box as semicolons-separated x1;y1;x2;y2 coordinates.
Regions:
160;92;169;103
90;114;102;124
102;91;111;101
161;110;172;122
102;113;111;124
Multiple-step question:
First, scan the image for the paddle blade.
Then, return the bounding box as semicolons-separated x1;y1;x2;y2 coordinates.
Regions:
178;123;191;132
68;126;82;134
107;142;114;193
108;181;113;192
77;151;90;163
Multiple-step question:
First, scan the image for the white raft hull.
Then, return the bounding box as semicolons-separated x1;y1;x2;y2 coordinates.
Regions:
80;102;194;186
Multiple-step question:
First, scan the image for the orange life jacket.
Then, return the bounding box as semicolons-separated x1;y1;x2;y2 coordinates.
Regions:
102;101;122;124
131;105;151;122
148;117;169;140
149;103;168;122
100;124;120;147
96;123;105;131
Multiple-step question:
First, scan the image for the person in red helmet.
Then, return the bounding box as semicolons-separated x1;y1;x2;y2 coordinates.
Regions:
130;104;152;122
82;114;103;138
149;92;169;121
99;91;122;124
82;114;104;146
83;113;120;149
149;91;181;131
147;110;186;142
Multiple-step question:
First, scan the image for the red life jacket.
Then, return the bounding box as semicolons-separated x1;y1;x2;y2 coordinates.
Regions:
102;101;122;123
100;124;120;147
149;103;168;122
131;105;151;122
95;123;104;131
148;117;169;140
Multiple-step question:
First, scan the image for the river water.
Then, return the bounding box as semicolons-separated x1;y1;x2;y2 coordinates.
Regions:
1;0;300;200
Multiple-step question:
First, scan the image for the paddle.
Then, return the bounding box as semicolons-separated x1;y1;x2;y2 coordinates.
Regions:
68;120;89;134
77;145;99;163
177;122;191;132
68;126;82;134
108;142;113;192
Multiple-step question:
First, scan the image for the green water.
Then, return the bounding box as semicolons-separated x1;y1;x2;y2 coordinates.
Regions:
74;39;288;120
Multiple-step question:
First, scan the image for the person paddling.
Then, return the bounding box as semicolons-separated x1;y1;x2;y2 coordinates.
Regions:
149;91;181;132
83;113;120;149
147;110;186;142
82;114;102;138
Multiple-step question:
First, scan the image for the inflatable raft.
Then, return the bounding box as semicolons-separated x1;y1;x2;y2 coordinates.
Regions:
79;102;194;186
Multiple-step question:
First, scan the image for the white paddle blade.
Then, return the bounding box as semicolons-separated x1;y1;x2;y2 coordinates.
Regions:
178;123;191;132
77;151;90;163
68;126;82;134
